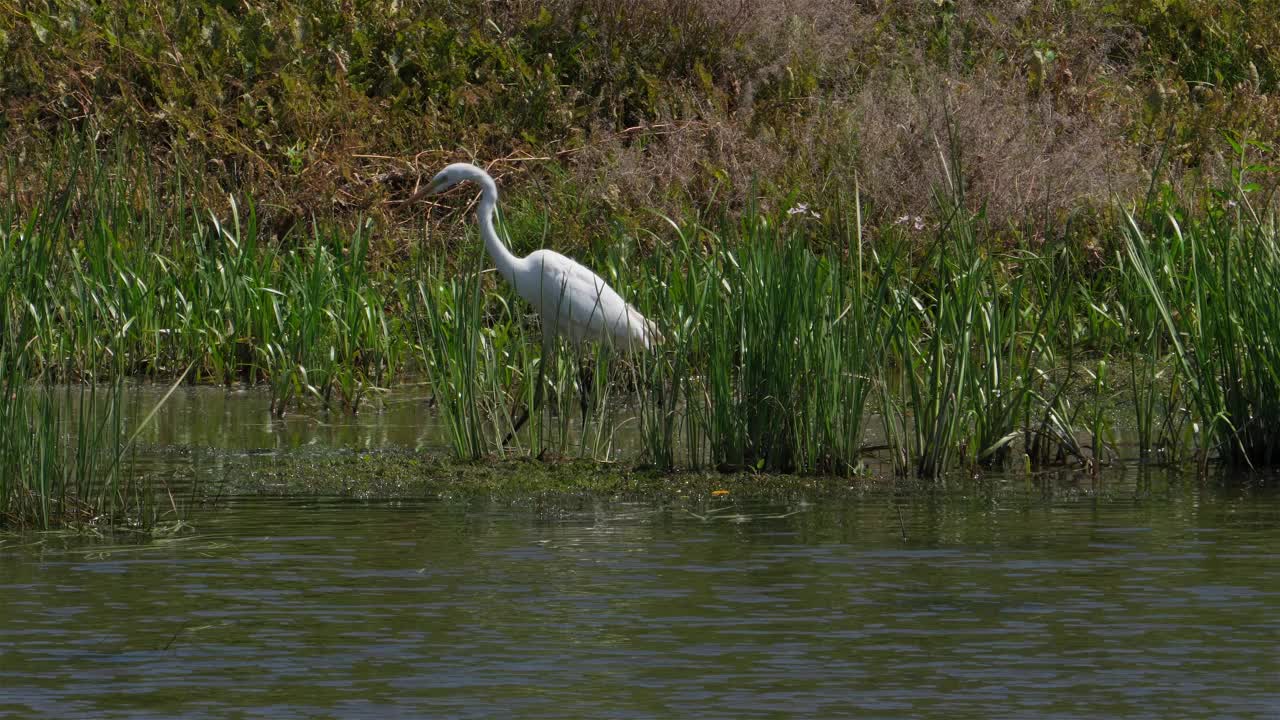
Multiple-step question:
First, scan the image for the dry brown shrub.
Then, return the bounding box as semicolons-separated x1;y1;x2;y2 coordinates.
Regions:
561;116;784;222
844;66;1143;226
520;0;1153;231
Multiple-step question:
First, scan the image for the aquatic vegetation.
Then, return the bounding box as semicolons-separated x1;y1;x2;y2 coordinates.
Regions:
0;172;184;529
0;141;401;416
1123;149;1280;467
694;204;895;474
410;261;508;460
622;189;901;475
0;377;125;529
5;131;1280;505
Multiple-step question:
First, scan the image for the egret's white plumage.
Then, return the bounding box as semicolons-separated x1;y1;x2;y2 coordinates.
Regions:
424;162;656;351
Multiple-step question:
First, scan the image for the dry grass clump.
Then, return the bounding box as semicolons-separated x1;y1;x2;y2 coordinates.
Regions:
852;67;1144;225
542;0;1151;231
566;119;782;216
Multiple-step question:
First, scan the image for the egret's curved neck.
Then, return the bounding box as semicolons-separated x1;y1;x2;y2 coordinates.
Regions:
474;172;521;282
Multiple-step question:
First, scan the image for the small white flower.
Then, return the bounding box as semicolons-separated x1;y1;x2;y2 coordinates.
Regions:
787;203;820;219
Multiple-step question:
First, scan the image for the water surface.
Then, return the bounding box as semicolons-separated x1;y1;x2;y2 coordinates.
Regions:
4;477;1279;718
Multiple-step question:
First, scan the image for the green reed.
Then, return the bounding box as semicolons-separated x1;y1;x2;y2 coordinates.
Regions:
1104;252;1188;462
971;250;1064;468
1;140;400;416
634;215;711;471
411;261;495;460
0;164;180;529
886;203;977;477
10;134;1280;481
1123;160;1280;466
633;191;897;475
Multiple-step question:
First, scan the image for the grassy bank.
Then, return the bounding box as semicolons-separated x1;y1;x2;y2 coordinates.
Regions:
4;1;1280;528
3;0;1278;249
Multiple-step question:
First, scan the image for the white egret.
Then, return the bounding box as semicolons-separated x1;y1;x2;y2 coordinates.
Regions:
420;162;657;439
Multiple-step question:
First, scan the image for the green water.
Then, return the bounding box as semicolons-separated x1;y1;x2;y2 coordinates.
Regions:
3;388;1280;718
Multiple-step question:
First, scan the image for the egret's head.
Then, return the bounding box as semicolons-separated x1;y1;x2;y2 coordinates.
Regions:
424;163;480;196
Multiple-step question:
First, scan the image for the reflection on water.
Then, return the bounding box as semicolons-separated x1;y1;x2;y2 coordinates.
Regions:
3;480;1280;718
128;381;441;452
125;382;644;463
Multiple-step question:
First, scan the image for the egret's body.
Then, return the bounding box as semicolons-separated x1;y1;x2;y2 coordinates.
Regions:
422;162;656;439
510;248;655;350
426;163;656;351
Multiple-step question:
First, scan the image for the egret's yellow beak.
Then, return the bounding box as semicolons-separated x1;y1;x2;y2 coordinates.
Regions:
425;176;449;195
408;175;448;204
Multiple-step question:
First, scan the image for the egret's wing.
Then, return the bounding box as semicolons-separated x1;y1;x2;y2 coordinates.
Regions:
521;251;651;348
